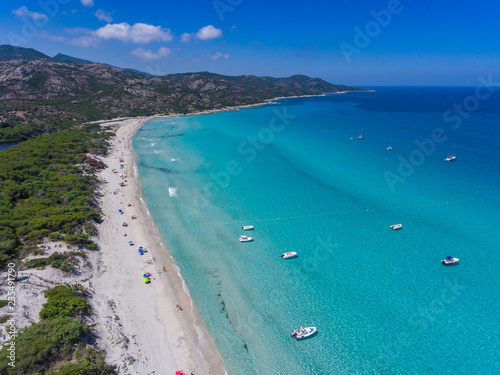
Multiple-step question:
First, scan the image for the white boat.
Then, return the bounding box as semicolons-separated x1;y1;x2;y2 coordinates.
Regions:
356;128;365;139
390;224;402;230
441;256;459;265
281;252;298;259
242;225;254;231
444;155;456;161
239;236;253;242
387;146;393;150
171;158;179;162
291;326;317;340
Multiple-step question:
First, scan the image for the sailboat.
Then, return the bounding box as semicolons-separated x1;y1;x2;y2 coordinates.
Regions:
356;128;365;139
444;143;457;161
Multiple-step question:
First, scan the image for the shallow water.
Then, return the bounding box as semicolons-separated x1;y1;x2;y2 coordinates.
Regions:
134;87;500;374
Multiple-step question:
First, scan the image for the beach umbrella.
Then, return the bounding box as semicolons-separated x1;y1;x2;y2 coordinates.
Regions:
143;277;150;283
138;248;143;254
119;209;123;212
175;371;185;375
128;241;133;244
145;272;151;277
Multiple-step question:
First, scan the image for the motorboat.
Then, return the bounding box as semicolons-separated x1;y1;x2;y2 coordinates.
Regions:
390;224;402;230
291;326;317;340
444;155;456;161
239;236;253;242
441;256;459;265
387;146;393;150
281;252;298;259
242;225;254;231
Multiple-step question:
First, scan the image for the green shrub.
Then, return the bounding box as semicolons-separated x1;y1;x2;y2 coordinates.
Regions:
48;232;63;241
0;300;8;308
85;242;98;250
0;283;112;374
0;314;9;323
39;285;88;320
25;257;51;268
0;316;89;374
60;260;74;272
47;346;115;375
50;259;63;269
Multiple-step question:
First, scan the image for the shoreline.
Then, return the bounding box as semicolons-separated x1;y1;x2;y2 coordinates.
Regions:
92;117;226;374
91;90;360;125
89;90;361;373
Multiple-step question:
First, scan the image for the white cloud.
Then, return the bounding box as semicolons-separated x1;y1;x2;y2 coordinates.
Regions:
96;23;173;43
210;52;229;61
131;47;171;61
70;35;99;47
65;27;95;35
95;9;113;23
38;31;66;42
12;6;48;21
81;0;94;7
195;25;222;41
180;33;192;43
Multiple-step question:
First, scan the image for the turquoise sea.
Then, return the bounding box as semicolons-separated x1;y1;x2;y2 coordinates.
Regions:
133;87;500;374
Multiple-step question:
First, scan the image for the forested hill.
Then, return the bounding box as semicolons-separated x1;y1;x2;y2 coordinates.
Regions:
0;45;365;142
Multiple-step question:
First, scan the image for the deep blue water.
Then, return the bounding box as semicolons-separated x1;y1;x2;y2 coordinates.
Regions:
0;143;17;151
134;87;500;374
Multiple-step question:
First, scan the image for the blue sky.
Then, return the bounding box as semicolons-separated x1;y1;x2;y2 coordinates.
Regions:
1;0;499;85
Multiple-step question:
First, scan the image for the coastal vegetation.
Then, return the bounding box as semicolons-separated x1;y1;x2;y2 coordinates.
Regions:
24;251;86;272
0;124;111;267
0;284;115;374
0;45;366;143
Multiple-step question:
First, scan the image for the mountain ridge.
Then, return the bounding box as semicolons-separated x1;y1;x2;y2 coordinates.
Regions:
0;45;367;142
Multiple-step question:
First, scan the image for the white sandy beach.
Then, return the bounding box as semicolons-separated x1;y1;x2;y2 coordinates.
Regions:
0;116;226;374
89;117;226;374
0;95;335;373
